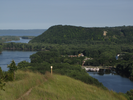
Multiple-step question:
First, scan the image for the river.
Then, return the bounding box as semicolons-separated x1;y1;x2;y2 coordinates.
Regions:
0;29;43;70
0;50;36;71
88;72;133;93
0;29;133;93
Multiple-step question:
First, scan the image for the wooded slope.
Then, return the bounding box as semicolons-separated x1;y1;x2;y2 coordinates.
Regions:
29;25;133;44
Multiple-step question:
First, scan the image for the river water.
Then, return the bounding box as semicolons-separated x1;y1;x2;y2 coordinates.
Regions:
0;30;133;93
88;72;133;93
0;50;36;71
0;29;43;70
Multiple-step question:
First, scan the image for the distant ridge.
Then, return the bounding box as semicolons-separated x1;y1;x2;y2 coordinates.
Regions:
29;25;133;44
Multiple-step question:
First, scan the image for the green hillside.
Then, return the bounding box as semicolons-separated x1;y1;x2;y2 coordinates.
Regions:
0;70;127;100
29;25;133;44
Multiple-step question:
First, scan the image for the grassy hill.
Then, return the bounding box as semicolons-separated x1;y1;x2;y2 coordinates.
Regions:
29;25;133;44
0;70;127;100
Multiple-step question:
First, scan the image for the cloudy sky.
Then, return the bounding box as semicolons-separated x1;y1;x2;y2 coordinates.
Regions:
0;0;133;29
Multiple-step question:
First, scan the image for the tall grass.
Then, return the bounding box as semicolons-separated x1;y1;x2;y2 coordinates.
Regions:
0;70;127;100
27;74;127;100
0;70;46;100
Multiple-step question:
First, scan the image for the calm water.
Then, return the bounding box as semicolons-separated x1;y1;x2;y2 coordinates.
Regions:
0;50;36;71
88;72;133;93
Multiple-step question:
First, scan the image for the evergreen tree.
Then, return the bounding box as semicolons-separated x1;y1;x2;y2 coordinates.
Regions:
7;60;17;80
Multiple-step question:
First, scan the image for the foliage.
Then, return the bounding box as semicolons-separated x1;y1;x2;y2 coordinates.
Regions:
4;72;14;81
21;36;35;39
126;89;133;100
8;60;17;73
17;61;30;69
7;60;17;81
0;78;5;91
116;53;133;78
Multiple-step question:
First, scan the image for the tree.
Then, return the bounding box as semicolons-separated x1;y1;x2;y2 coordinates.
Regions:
7;60;17;80
126;89;133;100
17;61;30;69
0;67;5;91
0;78;5;91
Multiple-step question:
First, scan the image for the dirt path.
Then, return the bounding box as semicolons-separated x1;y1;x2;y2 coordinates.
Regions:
16;88;32;100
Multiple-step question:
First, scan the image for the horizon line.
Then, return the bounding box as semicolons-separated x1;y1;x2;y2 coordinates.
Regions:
0;24;133;30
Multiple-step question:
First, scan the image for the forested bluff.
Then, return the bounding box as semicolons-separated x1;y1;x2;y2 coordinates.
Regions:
0;25;133;98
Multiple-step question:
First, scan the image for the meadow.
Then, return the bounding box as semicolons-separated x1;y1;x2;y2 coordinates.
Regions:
0;70;127;100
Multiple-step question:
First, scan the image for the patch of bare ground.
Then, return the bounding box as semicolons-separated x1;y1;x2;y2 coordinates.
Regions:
16;88;32;100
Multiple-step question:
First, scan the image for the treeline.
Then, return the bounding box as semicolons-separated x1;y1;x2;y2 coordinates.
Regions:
21;36;35;39
2;42;49;51
29;25;133;44
3;42;133;66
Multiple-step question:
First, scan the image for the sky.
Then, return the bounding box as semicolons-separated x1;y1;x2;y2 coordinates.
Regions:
0;0;133;29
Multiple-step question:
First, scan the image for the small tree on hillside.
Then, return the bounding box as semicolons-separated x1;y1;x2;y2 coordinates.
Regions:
0;67;5;91
7;60;17;80
0;78;5;91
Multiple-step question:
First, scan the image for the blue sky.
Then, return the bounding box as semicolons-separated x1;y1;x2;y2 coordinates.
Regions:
0;0;133;29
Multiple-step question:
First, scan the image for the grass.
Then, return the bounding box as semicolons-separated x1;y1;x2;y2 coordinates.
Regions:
0;70;127;100
0;70;46;100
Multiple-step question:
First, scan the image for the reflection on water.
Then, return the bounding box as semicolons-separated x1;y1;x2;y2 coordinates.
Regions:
88;72;133;93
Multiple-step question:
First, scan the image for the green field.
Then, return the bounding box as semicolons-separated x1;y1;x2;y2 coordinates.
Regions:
0;70;127;100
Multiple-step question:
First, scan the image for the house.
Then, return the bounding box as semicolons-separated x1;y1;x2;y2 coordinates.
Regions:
78;53;84;57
